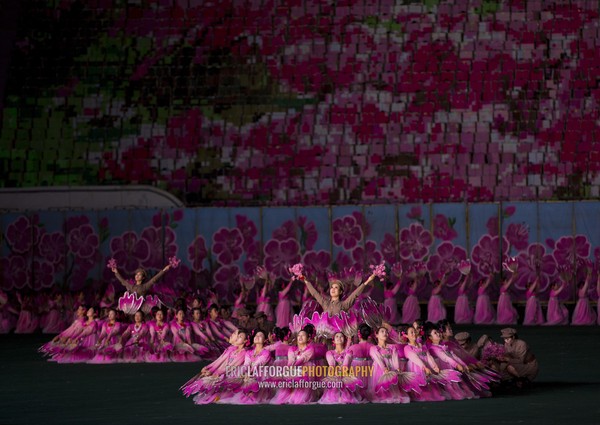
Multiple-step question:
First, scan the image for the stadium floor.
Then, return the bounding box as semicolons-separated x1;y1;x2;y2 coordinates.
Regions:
1;325;599;425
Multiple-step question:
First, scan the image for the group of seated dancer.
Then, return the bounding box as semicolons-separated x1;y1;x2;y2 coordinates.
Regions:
38;302;239;363
181;272;539;405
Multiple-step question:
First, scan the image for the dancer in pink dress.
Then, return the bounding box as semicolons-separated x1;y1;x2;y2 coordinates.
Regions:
523;277;545;326
402;280;421;324
255;268;275;322
349;323;375;401
230;284;248;321
181;329;249;404
403;326;448;402
474;275;495;325
190;307;220;358
268;326;292;368
14;293;39;334
454;272;473;324
41;293;67;334
427;273;448;323
55;306;99;363
171;308;206;362
205;304;238;351
0;290;17;333
496;272;518;325
424;327;475;400
571;269;597;325
275;279;294;328
89;308;123;364
39;305;87;357
545;281;569;325
384;279;402;325
119;310;151;362
147;308;174;362
271;325;319;405
368;327;413;404
319;331;365;404
222;329;273;404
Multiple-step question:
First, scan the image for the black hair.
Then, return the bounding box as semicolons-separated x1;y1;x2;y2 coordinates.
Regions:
358;323;372;340
208;304;219;312
301;323;315;340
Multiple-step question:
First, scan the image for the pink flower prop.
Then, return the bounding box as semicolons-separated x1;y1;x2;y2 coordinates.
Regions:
168;256;181;269
289;263;305;280
457;260;471;275
482;343;506;362
370;262;387;280
118;292;144;315
391;262;403;279
141;295;162;314
106;258;117;269
502;257;518;273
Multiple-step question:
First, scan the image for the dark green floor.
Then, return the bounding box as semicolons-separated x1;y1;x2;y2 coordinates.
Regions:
1;326;599;425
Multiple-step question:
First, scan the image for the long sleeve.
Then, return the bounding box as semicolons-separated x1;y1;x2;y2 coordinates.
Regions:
404;345;427;369
340;283;367;310
114;271;134;292
369;345;388;371
304;280;327;308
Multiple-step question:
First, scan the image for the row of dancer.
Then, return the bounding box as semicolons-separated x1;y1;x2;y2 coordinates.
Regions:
394;268;600;326
181;320;500;405
39;304;237;363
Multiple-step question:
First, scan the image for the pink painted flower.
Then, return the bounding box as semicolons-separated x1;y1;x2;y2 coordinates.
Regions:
380;233;398;264
471;235;509;275
109;231;150;274
433;214;458;241
213;264;241;302
513;243;557;293
426;242;468;287
243;240;262;275
297;216;318;251
302;250;332;282
67;224;99;259
6;215;40;254
263;238;301;278
141;226;178;268
351;241;383;272
212;227;244;265
31;259;55;291
187;235;208;272
352;212;371;239
0;255;29;290
399;223;433;260
236;215;258;250
272;220;296;241
553;235;591;267
505;223;529;251
332;216;363;250
37;232;66;265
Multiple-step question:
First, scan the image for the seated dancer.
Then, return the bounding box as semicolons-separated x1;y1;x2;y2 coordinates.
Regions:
348;323;375;401
318;331;365;404
89;308;123;364
270;324;319;405
118;310;151;363
39;305;87;358
498;328;538;387
302;273;376;316
147;308;174;362
221;329;273;404
181;329;249;404
171;307;207;362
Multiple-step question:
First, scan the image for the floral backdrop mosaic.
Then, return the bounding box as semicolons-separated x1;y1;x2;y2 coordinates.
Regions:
1;1;600;205
2;202;600;304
